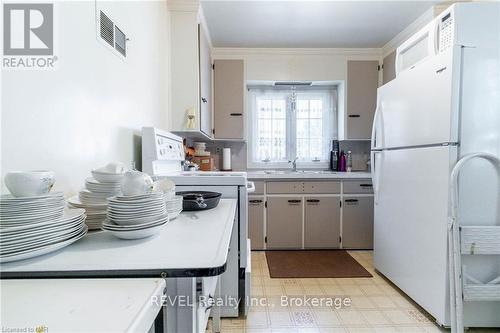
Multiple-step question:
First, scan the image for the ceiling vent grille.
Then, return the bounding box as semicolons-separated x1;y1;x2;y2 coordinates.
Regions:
99;11;114;47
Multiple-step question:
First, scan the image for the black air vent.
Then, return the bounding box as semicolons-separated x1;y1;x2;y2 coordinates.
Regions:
114;26;126;57
100;11;114;47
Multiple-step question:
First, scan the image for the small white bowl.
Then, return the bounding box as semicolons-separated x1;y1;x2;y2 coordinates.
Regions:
4;171;55;197
91;170;124;183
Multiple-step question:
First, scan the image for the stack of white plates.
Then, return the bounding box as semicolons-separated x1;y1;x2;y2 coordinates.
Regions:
103;192;168;240
0;192;65;227
69;175;122;231
79;189;113;205
67;196;107;231
165;195;183;220
0;208;87;263
85;177;122;194
101;218;168;240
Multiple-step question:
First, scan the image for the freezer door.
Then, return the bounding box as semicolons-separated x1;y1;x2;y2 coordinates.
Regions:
373;47;459;150
373;146;457;326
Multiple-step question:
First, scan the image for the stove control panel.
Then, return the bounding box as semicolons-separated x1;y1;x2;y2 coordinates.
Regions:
142;127;184;175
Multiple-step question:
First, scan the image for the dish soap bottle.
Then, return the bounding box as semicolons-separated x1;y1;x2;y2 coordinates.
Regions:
346;151;353;172
339;151;346;172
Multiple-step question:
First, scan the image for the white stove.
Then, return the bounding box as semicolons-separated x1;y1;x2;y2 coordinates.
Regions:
142;127;252;317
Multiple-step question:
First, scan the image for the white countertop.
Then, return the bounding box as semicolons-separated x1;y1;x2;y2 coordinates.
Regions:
0;199;237;278
1;278;165;333
157;171;248;186
247;170;372;180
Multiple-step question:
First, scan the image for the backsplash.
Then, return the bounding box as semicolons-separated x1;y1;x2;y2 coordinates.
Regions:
186;139;247;171
185;139;370;171
339;140;371;171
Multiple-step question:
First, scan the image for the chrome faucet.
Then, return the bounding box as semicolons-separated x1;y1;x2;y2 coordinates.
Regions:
289;157;299;172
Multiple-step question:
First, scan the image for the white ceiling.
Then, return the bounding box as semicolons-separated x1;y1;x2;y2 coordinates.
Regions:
201;1;439;48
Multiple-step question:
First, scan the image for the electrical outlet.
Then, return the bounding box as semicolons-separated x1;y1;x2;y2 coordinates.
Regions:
215;147;222;153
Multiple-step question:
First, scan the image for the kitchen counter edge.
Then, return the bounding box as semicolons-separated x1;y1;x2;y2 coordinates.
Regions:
247;171;372;180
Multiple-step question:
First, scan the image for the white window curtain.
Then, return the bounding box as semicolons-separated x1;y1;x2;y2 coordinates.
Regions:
248;86;337;169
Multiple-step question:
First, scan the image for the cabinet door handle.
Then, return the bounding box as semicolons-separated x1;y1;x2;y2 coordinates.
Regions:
348;114;361;118
360;184;373;188
288;199;301;204
249;199;263;204
201;97;208;103
230;113;243;116
205;294;214;312
306;199;320;203
345;199;359;203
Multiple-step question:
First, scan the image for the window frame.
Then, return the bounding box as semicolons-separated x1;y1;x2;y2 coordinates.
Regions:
247;85;338;170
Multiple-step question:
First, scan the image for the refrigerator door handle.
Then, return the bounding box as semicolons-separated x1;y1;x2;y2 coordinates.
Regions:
371;150;383;204
371;102;384;150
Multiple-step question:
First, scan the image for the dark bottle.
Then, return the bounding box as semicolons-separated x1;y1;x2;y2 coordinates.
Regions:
330;150;338;171
330;140;340;171
339;150;346;172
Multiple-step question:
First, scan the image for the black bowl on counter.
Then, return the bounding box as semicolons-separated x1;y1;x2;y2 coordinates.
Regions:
176;191;222;211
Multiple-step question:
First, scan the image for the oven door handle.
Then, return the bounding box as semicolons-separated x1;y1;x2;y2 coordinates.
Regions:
246;181;255;193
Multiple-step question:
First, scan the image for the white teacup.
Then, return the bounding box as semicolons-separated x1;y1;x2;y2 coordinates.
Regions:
95;162;126;174
121;171;154;196
4;171;55;197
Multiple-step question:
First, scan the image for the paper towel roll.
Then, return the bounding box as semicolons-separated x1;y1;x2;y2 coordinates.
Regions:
222;148;231;171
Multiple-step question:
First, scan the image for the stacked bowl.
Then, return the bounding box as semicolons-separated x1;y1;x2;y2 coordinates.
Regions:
166;195;183;219
67;164;125;230
67;196;107;231
1;171;87;263
102;191;169;240
156;178;183;220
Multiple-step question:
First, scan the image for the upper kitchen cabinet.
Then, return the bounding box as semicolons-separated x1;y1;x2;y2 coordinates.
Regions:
341;60;379;140
382;51;396;84
213;59;245;140
169;4;213;139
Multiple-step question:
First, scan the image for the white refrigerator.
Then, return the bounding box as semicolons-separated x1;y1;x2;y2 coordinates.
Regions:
371;3;500;327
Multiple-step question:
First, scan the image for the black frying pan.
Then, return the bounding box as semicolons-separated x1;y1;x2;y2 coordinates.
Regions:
176;191;222;211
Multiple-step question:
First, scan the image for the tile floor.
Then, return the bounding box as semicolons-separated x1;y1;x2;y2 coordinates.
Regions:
208;250;498;333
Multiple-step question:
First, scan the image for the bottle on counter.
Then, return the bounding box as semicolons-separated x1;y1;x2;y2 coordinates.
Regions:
339;151;346;172
346;151;353;172
329;140;339;171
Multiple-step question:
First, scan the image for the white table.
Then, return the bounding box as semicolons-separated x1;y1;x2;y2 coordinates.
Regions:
1;200;237;333
0;278;166;333
0;199;237;278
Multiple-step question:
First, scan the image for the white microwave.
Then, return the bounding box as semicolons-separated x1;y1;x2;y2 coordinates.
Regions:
395;8;454;75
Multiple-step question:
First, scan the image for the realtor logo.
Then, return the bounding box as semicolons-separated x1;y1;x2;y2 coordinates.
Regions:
3;3;53;55
2;3;57;69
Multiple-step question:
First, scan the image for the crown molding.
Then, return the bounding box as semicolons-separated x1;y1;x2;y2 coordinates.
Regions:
212;47;383;58
198;6;213;48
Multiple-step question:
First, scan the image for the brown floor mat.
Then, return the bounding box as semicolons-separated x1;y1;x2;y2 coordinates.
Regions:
265;250;372;278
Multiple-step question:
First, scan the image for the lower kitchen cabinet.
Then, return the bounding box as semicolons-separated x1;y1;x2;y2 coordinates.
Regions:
248;196;265;250
266;197;302;249
342;196;374;249
304;197;341;248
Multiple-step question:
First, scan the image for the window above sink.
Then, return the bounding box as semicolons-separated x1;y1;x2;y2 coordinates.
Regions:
247;83;338;169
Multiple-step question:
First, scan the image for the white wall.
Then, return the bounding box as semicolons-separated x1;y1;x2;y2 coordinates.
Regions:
1;1;170;196
212;48;381;82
